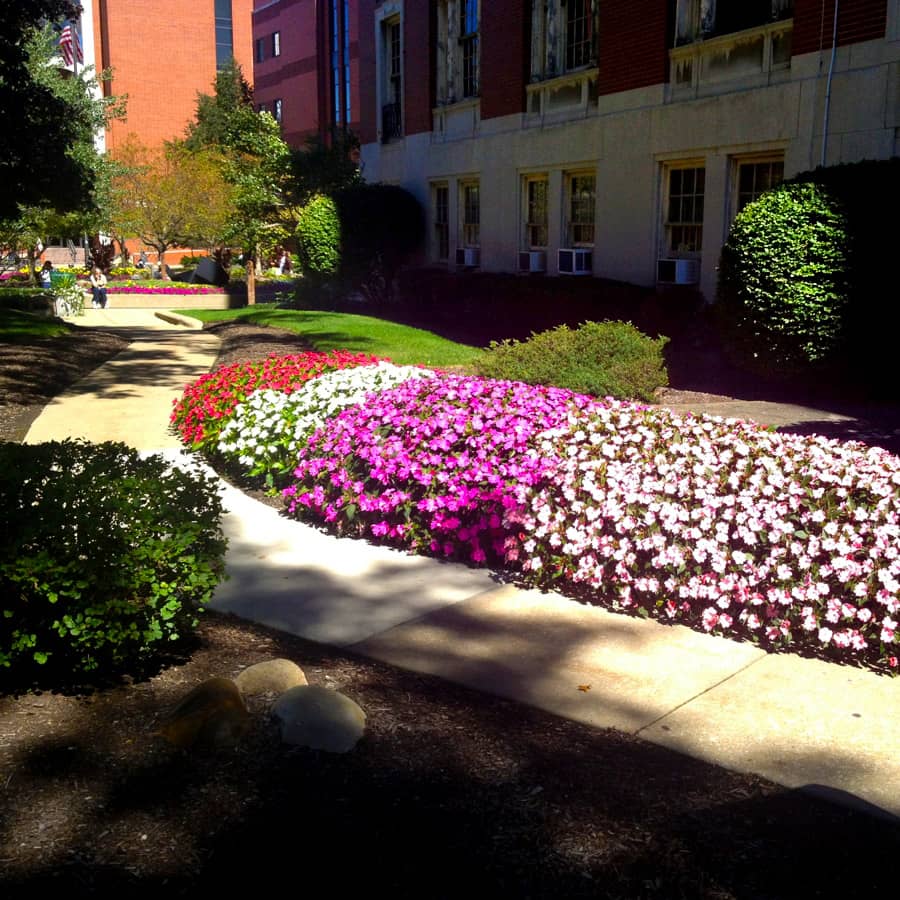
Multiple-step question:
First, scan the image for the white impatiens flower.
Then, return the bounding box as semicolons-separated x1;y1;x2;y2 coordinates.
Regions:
216;363;434;480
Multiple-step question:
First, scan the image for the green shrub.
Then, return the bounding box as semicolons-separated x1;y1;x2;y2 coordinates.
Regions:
0;440;227;679
296;193;341;276
476;320;668;401
717;181;850;371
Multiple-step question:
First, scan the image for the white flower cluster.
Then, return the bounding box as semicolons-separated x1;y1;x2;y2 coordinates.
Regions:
216;363;434;480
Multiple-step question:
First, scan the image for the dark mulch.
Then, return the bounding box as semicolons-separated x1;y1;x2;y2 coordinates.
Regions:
2;316;899;898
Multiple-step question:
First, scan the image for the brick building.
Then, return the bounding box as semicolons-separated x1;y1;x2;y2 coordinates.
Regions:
358;0;899;300
88;0;255;151
252;0;361;148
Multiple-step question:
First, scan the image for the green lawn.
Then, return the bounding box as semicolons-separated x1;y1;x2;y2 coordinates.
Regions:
183;306;483;367
0;308;70;342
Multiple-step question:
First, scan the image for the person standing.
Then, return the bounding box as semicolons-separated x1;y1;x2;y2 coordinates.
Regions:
40;260;53;290
90;266;108;308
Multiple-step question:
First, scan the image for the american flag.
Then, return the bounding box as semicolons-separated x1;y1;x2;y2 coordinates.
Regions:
58;23;84;67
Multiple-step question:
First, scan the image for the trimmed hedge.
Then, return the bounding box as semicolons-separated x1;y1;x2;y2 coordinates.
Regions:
0;441;227;679
295;193;341;276
717;158;900;383
475;320;668;402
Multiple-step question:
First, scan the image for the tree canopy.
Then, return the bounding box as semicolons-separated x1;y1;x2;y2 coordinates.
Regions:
0;2;106;218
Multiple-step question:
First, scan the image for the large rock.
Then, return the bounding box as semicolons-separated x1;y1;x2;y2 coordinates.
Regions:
271;686;366;753
234;658;308;697
159;677;250;749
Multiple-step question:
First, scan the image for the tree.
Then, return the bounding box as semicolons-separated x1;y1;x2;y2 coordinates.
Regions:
0;2;100;218
109;140;235;278
180;60;293;301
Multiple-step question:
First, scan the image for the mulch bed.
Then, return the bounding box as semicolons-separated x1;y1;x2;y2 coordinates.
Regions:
1;319;899;898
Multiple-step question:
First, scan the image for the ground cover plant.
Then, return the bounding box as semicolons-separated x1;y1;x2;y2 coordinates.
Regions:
216;362;434;485
104;280;221;294
170;349;381;450
0;440;227;678
175;360;900;675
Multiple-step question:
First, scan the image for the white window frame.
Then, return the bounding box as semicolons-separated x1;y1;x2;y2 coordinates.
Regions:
674;0;793;45
460;180;480;249
530;0;597;81
731;153;784;219
272;30;281;57
273;98;283;124
432;182;450;261
379;13;403;142
564;171;596;248
436;0;480;105
663;162;705;257
523;175;549;250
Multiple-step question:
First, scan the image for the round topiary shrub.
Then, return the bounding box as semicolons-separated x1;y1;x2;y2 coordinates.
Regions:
295;193;341;276
0;440;227;680
717;181;850;372
475;320;668;401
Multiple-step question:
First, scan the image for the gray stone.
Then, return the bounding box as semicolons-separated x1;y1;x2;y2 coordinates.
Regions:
234;658;308;697
159;677;250;749
271;686;366;753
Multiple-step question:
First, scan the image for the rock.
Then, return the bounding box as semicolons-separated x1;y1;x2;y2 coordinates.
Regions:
271;686;366;753
159;677;250;749
234;658;308;697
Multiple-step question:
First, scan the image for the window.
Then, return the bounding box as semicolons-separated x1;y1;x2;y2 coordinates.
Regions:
565;0;593;71
665;165;705;254
214;0;234;69
436;0;479;104
330;0;351;128
674;0;793;45
530;0;597;80
461;182;480;248
735;157;783;213
524;177;548;249
381;18;402;141
273;98;283;124
566;173;595;247
272;30;281;57
433;184;449;261
255;37;266;64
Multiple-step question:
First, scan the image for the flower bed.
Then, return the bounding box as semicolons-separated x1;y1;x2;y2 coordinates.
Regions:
105;281;220;295
174;362;900;674
171;351;382;449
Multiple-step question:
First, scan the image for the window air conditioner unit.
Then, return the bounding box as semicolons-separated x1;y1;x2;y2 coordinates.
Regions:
455;247;480;267
657;258;700;285
558;248;592;275
518;250;546;273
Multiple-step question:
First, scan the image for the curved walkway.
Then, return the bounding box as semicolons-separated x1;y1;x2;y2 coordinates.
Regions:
23;309;900;822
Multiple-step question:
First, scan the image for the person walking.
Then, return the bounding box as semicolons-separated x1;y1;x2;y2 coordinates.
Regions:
90;266;108;308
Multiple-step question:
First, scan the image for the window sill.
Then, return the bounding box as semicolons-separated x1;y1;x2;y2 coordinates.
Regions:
525;68;598;122
668;19;792;100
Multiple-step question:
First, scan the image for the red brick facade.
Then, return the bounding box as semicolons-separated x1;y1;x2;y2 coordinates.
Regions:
94;0;254;152
480;1;529;120
597;1;669;96
793;0;887;56
402;3;434;136
252;0;361;148
357;0;377;145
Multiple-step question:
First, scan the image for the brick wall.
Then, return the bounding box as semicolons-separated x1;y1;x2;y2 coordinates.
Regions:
793;0;887;56
358;0;377;144
101;0;254;151
598;1;669;96
481;0;529;120
403;3;434;135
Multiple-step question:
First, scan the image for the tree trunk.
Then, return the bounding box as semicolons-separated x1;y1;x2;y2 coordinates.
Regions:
158;246;170;279
246;260;256;306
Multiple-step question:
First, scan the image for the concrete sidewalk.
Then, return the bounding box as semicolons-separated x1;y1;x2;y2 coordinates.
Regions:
22;309;900;821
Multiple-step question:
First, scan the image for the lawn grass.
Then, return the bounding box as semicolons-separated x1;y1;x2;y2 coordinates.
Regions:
0;308;70;342
183;305;483;367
